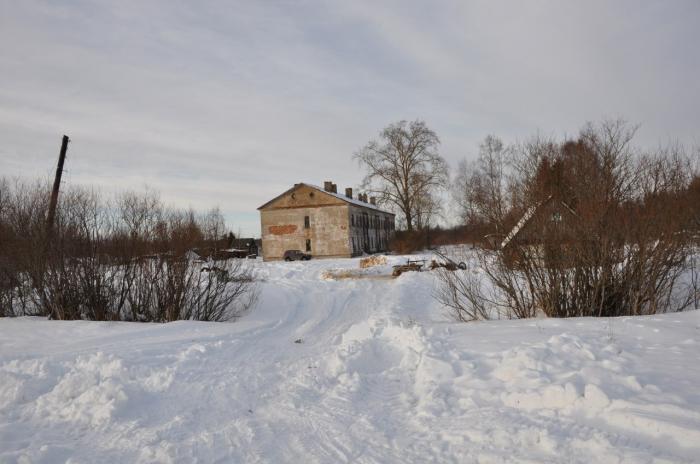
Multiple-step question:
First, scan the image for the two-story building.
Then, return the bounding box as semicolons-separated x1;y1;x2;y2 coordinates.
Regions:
257;181;395;261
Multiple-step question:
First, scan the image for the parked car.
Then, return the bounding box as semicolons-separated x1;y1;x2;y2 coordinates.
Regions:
283;250;312;261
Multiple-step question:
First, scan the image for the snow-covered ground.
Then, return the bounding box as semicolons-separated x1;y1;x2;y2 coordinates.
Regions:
1;254;699;463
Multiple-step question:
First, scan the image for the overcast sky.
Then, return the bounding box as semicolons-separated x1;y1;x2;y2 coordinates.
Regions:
1;0;699;237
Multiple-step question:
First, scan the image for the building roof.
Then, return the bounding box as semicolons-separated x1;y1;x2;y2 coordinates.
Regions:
500;196;577;249
500;202;542;249
257;183;395;215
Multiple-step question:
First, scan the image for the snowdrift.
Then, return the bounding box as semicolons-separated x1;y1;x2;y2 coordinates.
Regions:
1;254;699;463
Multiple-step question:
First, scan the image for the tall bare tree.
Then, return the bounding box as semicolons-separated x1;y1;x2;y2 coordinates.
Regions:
355;120;448;231
452;135;510;231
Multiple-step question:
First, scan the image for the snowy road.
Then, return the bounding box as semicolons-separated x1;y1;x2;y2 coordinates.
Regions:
1;255;699;463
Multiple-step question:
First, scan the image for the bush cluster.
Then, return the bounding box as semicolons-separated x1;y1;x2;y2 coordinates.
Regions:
0;181;257;321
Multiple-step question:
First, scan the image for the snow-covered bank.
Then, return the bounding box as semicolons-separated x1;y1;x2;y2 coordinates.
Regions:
1;256;699;463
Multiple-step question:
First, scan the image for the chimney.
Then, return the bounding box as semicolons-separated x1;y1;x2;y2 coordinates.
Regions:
369;197;376;205
345;187;353;199
331;183;338;194
323;181;333;192
360;193;367;202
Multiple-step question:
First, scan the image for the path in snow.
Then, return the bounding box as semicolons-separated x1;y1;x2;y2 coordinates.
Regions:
1;255;699;463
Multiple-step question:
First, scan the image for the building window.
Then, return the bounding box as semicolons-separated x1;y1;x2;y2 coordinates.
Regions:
306;239;311;252
304;215;310;228
351;214;355;226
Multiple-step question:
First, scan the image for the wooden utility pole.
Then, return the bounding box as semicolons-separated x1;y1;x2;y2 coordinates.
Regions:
46;135;69;237
39;135;69;320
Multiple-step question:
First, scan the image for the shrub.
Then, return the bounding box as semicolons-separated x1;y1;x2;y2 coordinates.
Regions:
437;120;698;320
0;180;257;321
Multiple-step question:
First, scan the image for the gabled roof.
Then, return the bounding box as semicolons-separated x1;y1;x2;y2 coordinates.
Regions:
500;196;577;249
501;202;543;249
257;183;395;215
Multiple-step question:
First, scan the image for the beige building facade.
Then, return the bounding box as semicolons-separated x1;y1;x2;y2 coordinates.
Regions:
258;182;395;261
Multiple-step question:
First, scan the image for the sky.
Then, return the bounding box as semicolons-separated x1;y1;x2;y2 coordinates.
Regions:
1;0;699;237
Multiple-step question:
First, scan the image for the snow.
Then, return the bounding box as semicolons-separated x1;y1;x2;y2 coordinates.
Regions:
1;254;699;463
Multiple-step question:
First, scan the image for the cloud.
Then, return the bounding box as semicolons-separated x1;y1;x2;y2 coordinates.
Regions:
1;0;698;236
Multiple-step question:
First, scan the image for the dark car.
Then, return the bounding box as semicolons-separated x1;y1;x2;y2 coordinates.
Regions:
283;250;312;261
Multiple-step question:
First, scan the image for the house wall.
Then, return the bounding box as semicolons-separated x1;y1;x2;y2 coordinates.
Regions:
259;185;351;261
347;205;395;256
259;184;396;261
260;206;351;260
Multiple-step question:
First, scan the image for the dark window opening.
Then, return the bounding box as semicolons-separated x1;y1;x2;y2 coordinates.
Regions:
306;239;311;252
304;215;310;228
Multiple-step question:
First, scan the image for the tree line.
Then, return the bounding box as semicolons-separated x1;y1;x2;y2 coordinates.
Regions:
0;180;257;321
356;119;700;319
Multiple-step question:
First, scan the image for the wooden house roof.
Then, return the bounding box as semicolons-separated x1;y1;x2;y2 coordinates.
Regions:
500;196;577;249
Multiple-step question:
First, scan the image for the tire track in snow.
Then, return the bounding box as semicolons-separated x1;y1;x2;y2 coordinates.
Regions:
2;256;699;463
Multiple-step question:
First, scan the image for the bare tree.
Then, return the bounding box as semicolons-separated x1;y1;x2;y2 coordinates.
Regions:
412;191;443;230
0;179;258;322
200;207;226;245
452;135;510;231
355;120;448;231
438;120;697;321
452;159;477;225
0;178;14;315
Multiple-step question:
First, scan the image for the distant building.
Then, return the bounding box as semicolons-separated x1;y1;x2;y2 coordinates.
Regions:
500;196;578;250
230;237;259;257
257;181;395;261
499;195;579;268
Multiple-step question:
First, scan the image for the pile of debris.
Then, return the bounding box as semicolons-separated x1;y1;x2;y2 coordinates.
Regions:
391;253;466;277
428;260;467;271
392;259;426;277
359;255;388;268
